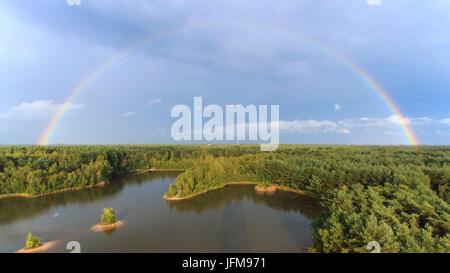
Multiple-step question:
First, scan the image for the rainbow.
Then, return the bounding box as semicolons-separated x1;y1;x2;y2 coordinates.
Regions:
38;25;186;146
38;22;419;146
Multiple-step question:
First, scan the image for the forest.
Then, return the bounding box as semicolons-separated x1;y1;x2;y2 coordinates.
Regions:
0;145;448;252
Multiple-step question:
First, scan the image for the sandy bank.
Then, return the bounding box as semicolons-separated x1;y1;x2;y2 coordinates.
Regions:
271;185;317;198
0;181;108;200
90;220;125;232
254;185;277;195
16;241;59;253
256;185;317;198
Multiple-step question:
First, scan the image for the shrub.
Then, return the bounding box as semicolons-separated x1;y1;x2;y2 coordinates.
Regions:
26;233;42;249
101;208;117;224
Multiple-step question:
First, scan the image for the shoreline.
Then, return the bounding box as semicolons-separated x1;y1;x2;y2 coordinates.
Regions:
0;168;185;200
16;241;59;253
163;182;259;201
163;182;317;201
90;220;125;232
0;181;108;200
133;168;185;174
254;185;277;194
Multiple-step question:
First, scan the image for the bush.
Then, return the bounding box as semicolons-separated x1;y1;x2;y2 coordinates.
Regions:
26;233;42;249
101;208;117;224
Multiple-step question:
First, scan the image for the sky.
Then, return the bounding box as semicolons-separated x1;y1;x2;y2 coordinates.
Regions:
0;0;449;145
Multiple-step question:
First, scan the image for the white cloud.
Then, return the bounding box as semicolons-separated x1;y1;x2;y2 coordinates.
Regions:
440;118;450;125
338;128;351;134
411;117;434;125
280;119;350;134
279;115;448;136
334;103;341;111
146;98;162;106
386;115;407;125
366;0;381;6
356;115;404;127
359;115;437;127
0;100;85;121
123;111;136;117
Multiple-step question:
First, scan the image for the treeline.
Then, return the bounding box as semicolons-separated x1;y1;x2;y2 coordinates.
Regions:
0;145;449;252
0;145;267;195
0;145;250;195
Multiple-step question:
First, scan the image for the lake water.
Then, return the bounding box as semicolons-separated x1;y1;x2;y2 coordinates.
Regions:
0;172;321;253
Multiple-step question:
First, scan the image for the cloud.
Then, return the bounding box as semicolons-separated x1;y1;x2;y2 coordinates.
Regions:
334;103;341;111
338;128;351;134
194;115;447;139
280;119;350;134
359;115;437;127
279;115;449;136
0;100;85;121
123;111;136;117
146;98;162;106
366;0;381;6
440;118;450;125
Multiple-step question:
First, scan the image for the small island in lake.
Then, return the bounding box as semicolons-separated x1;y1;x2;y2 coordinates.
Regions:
16;233;58;253
91;208;124;232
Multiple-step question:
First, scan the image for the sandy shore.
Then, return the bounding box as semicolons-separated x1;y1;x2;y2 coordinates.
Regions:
1;168;184;200
90;220;125;232
0;181;108;200
256;185;317;198
254;185;277;194
16;241;59;253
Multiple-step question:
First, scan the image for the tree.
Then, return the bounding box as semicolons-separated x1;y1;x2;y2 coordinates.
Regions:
167;184;177;197
101;208;117;224
26;233;42;249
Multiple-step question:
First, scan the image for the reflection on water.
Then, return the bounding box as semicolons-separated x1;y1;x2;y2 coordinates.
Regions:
0;173;153;225
217;202;250;252
0;172;321;253
167;185;321;218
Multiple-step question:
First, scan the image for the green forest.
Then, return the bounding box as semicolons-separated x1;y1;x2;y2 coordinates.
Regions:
0;145;448;252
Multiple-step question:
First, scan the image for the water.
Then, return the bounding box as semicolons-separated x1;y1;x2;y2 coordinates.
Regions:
0;172;321;253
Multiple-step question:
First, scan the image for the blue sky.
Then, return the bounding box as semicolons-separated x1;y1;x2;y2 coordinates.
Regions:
0;0;449;145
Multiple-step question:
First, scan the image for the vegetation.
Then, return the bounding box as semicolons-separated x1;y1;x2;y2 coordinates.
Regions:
0;145;449;252
0;145;204;196
101;208;117;225
25;232;42;249
163;146;450;253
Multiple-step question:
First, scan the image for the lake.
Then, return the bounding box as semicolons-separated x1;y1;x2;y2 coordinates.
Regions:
0;172;321;253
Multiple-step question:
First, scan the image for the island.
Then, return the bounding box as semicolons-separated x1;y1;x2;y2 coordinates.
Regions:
91;208;124;232
16;233;58;253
